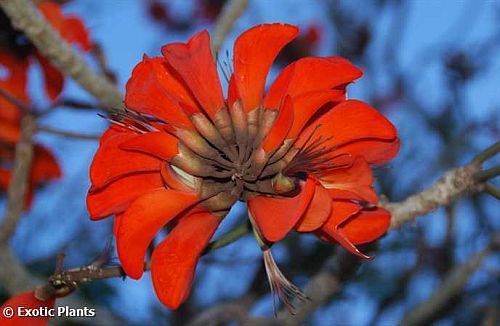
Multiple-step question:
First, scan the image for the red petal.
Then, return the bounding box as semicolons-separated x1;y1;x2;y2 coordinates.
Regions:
295;180;332;232
264;56;362;108
125;56;195;129
340;207;391;245
62;16;92;51
0;51;29;124
160;164;193;192
0;121;20;143
287;89;345;139
321;157;378;203
161;31;225;118
261;96;294;152
30;144;62;186
227;74;238;109
36;52;64;100
90;127;162;190
320;227;371;259
0;291;55;326
86;172;164;220
117;189;199;279
327;200;363;226
151;211;221;309
248;176;316;242
120;131;179;161
336;137;401;165
234;24;299;112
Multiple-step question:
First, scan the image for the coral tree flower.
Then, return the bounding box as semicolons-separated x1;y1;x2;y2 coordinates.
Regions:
87;23;399;311
0;291;55;326
0;1;89;205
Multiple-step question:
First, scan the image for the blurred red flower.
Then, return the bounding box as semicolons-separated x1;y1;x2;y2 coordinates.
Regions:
87;23;399;310
0;1;91;206
0;291;55;326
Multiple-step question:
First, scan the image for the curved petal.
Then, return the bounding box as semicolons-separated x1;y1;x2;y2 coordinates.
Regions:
287;89;345;139
0;121;20;144
119;131;179;161
336;137;401;165
125;56;194;129
296;100;398;149
321;157;378;203
0;292;55;326
86;172;164;220
234;24;299;112
90;127;162;190
264;56;362;108
151;211;221;309
262;96;294;152
161;31;225;118
248;176;316;242
117;189;199;279
320;227;371;259
160;164;194;192
295;180;332;232
340;207;391;245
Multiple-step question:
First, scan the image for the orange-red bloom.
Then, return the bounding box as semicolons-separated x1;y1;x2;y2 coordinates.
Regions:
0;291;55;326
0;1;89;205
87;23;399;310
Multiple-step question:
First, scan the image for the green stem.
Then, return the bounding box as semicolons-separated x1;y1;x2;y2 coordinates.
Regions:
485;183;500;200
203;221;251;254
474;166;500;182
472;142;500;165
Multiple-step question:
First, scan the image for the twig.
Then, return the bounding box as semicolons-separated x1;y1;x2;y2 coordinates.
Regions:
204;221;251;253
211;0;248;55
472;141;500;165
474;166;500;182
0;0;124;112
400;238;498;326
37;125;101;140
0;87;31;113
385;164;484;230
0;114;36;244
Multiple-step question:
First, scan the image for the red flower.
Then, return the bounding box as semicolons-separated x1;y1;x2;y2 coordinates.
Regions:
87;23;399;311
0;291;55;326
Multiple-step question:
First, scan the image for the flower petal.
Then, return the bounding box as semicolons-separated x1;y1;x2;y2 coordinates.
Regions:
62;16;92;51
86;172;164;220
117;189;199;279
295;180;332;232
264;56;362;108
90;127;162;190
161;31;225;118
321;157;378;203
261;96;294;153
287;89;345;139
125;56;194;129
0;291;55;326
31;144;62;185
248;176;316;242
151;211;221;309
119;131;179;161
336;137;401;165
298;100;397;147
340;207;391;245
234;24;299;112
36;53;64;100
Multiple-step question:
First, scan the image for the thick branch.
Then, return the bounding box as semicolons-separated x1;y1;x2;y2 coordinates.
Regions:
385;164;484;230
0;115;36;244
401;238;498;326
0;0;124;112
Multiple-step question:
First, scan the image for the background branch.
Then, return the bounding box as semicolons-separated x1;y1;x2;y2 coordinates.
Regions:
0;115;36;244
211;0;248;55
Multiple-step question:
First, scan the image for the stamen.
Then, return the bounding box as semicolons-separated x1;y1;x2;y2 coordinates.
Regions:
263;248;308;315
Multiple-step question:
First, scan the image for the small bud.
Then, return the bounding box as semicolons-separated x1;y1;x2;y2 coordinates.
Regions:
272;173;296;194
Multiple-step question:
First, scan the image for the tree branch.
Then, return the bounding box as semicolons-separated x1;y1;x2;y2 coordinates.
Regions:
0;114;36;244
0;0;124;112
401;236;498;326
385;164;484;230
211;0;248;55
